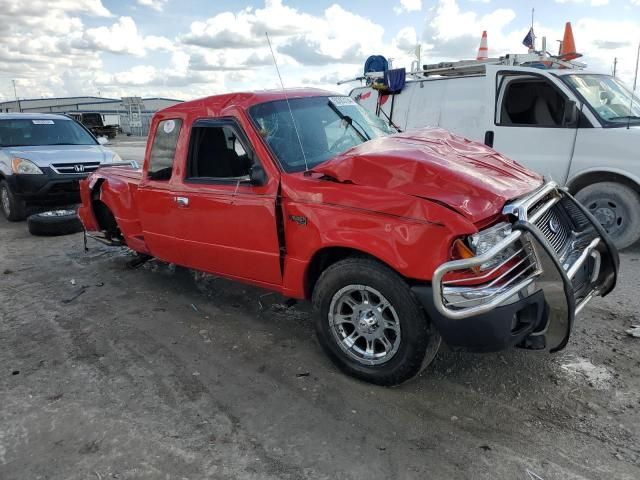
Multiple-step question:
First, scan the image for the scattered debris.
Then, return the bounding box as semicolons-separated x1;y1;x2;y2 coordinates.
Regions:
560;357;613;390
479;445;491;451
296;372;310;378
191;303;198;312
11;370;19;375
192;371;200;376
450;416;459;422
70;279;76;286
526;470;545;480
95;282;104;287
3;269;12;274
625;325;640;338
258;292;276;310
62;288;86;304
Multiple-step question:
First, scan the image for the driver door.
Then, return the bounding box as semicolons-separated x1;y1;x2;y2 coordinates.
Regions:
488;69;579;184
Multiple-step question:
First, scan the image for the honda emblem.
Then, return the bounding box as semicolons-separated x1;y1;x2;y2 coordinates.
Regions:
73;164;85;173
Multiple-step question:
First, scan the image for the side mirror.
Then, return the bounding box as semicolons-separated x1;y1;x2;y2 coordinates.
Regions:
249;164;267;186
97;136;108;145
563;101;579;126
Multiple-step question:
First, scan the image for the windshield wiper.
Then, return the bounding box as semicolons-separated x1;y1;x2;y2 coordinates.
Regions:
327;102;370;142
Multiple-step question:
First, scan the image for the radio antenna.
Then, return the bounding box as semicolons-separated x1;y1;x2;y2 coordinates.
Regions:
265;32;309;173
628;42;640;130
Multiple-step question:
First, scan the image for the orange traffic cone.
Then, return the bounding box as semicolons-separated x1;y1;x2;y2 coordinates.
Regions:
477;31;488;60
559;22;582;60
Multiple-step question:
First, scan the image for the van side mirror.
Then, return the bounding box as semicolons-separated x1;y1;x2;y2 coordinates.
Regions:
563;101;579;126
249;164;267;186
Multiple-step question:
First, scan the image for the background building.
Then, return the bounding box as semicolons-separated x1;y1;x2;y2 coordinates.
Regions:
0;96;183;136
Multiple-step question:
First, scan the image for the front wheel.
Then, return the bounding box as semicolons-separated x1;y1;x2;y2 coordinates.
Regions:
312;257;441;386
575;182;640;250
0;180;26;221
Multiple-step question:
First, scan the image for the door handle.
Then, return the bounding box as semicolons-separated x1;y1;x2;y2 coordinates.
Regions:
174;196;189;207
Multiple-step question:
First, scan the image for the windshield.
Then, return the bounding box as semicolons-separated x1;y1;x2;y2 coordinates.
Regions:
249;95;397;172
0;118;97;147
563;74;640;126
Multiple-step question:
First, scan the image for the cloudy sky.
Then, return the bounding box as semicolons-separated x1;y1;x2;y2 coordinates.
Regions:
1;0;639;102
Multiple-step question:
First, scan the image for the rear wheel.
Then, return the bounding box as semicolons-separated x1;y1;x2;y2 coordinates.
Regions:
575;182;640;250
312;257;441;386
0;180;27;221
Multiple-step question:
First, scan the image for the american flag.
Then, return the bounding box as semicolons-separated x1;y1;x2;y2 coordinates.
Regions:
522;27;535;49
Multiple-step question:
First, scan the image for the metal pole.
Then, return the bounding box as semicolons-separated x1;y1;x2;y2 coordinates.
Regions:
12;80;21;112
531;8;535;51
627;43;640;130
613;57;617;77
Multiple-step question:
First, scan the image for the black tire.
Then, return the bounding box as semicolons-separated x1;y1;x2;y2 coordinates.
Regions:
312;257;441;386
27;209;83;236
575;182;640;250
0;180;27;221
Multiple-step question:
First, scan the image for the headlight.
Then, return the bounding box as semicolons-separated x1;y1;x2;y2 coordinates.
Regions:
467;222;517;271
11;157;43;175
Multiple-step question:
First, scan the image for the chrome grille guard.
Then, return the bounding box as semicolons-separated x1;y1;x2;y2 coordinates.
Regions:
431;181;619;322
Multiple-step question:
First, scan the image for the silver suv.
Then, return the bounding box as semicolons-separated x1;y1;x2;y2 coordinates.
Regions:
0;113;121;220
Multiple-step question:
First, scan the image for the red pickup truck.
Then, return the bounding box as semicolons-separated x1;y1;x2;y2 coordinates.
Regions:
78;89;618;385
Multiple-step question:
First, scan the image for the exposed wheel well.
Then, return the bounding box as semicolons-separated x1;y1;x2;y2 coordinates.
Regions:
305;247;395;299
568;171;640;196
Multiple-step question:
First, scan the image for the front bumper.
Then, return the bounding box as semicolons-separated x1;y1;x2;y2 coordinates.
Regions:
6;167;87;205
414;182;619;353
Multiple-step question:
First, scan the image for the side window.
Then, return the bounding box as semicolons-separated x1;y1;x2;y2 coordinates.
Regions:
148;119;182;180
499;79;566;127
186;124;253;180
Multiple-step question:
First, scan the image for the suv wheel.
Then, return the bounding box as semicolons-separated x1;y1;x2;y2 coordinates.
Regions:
0;180;27;221
312;257;441;386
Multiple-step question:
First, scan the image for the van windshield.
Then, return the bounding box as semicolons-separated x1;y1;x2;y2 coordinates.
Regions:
563;74;640;126
0;118;97;147
249;96;397;173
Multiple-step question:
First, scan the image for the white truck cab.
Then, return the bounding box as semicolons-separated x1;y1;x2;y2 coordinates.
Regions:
350;61;640;248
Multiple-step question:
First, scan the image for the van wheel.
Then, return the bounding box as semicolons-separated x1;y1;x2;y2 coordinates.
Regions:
575;182;640;250
312;257;441;386
0;180;27;221
27;209;83;236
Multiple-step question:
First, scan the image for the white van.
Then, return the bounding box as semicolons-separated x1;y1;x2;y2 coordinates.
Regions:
350;60;640;248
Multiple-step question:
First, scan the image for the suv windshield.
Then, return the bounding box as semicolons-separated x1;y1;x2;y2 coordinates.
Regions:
0;118;97;147
249;95;397;172
563;74;640;126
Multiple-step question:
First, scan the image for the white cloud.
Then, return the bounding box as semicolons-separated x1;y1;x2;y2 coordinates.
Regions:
136;0;168;12
394;0;423;14
78;17;173;56
555;0;610;6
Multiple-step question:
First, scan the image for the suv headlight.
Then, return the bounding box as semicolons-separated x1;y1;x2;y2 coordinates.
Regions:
11;157;43;175
467;222;517;271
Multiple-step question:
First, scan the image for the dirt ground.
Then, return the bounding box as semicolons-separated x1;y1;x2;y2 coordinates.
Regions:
1;137;639;479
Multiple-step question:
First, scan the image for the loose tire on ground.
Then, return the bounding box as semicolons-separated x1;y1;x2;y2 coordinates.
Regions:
575;182;640;250
27;209;83;236
0;180;27;222
312;257;441;386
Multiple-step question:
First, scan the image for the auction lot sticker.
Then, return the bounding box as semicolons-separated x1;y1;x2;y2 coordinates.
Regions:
32;120;55;125
163;120;176;134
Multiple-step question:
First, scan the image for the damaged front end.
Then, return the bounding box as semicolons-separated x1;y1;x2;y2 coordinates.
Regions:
413;181;619;353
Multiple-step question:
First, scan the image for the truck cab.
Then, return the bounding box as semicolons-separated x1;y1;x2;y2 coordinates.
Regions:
351;63;640;249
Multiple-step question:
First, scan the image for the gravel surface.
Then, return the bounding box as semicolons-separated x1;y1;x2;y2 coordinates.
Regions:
1;208;639;479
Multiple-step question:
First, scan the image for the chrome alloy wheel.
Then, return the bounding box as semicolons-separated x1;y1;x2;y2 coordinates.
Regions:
1;187;10;216
328;285;402;366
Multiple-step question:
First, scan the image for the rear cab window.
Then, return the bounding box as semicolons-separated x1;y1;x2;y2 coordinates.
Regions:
147;119;182;180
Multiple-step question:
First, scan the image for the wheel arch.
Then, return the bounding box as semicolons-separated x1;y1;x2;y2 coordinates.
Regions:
304;246;401;299
567;169;640;195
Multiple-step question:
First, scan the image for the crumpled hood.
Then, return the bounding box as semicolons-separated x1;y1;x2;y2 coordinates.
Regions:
313;128;543;223
3;145;110;167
